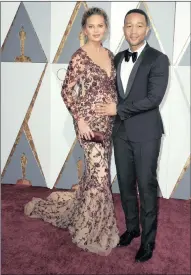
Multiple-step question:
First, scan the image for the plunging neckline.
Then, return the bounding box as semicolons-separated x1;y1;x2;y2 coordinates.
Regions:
80;47;113;78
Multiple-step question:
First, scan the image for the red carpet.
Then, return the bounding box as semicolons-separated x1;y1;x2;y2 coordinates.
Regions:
2;184;190;274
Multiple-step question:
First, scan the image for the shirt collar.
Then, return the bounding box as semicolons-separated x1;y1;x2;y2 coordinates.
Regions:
129;40;146;58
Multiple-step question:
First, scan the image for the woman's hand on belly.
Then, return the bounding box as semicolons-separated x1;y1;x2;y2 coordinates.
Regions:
95;101;117;116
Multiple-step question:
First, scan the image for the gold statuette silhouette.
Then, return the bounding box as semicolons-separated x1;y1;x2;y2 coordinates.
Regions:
16;153;31;186
15;26;32;62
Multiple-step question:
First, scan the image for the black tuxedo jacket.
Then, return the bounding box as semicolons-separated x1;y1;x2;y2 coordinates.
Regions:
113;43;169;142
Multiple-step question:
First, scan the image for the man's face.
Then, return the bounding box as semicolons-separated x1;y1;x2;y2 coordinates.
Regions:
123;12;149;48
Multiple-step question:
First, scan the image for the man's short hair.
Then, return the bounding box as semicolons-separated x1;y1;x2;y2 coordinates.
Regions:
124;9;149;26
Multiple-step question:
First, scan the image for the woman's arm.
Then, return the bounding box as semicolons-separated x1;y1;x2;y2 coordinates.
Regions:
61;52;85;121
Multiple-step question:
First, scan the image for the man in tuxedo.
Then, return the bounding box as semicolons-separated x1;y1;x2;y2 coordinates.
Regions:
96;9;169;262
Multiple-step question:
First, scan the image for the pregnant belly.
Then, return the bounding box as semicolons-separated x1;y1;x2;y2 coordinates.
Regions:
89;115;113;133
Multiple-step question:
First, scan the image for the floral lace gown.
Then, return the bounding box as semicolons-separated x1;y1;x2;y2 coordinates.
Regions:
24;48;119;256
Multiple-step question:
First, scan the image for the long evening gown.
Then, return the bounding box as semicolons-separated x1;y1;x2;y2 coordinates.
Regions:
24;48;119;256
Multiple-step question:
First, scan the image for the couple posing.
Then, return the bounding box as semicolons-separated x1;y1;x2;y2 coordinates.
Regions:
24;7;169;262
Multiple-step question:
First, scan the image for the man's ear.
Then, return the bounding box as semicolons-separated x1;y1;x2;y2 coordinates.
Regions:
146;26;150;36
123;26;125;35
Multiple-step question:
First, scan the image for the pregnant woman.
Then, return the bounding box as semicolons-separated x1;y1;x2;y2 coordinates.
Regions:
24;7;119;256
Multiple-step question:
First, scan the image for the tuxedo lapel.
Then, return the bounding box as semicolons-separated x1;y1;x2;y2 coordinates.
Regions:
124;43;150;99
116;52;125;98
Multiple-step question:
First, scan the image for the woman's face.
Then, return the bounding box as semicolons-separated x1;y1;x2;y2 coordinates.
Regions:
83;14;107;43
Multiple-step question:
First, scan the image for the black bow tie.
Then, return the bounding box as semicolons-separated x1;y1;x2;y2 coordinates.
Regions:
124;50;138;63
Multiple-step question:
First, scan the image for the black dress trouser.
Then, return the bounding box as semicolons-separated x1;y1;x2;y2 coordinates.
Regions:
113;125;161;246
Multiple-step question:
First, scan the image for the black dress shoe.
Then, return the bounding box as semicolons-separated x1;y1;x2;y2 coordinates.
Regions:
117;230;140;247
135;243;155;262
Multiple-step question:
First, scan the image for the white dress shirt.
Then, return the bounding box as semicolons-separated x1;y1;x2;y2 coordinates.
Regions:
120;41;147;92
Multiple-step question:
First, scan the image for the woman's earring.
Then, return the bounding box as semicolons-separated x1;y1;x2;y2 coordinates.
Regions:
84;34;88;44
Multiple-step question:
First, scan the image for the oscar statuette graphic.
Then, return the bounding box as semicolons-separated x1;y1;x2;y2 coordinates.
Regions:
15;26;32;62
16;153;32;186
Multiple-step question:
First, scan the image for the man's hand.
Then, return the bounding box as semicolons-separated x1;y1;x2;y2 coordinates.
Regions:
95;102;117;116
